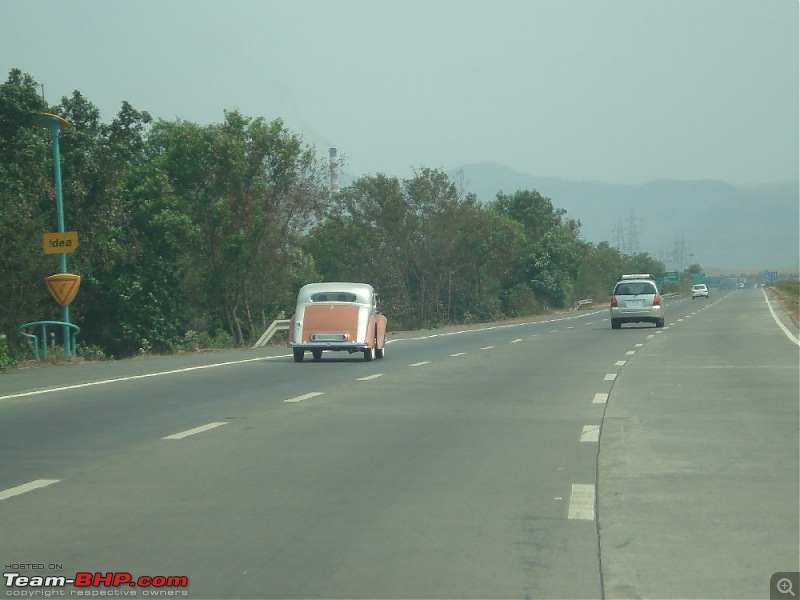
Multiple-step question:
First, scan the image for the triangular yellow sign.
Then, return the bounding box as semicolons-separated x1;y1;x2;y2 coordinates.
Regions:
45;273;81;306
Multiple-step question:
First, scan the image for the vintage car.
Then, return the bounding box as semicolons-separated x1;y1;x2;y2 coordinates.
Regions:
288;282;388;362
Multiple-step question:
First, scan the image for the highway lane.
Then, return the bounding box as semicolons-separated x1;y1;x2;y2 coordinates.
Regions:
600;288;800;599
4;291;795;598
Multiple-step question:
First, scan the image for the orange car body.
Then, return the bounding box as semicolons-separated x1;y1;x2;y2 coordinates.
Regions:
288;282;388;362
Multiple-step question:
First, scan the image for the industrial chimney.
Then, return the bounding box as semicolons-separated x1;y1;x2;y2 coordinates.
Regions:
329;147;339;195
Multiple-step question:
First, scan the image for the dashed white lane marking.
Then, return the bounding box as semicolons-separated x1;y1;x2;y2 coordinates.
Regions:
0;479;60;501
480;346;495;350
409;361;430;367
357;374;383;381
163;422;228;439
449;352;467;357
511;338;522;344
615;360;627;366
604;373;617;381
580;425;600;442
568;484;595;520
284;392;324;404
635;343;644;348
625;350;636;355
593;393;609;404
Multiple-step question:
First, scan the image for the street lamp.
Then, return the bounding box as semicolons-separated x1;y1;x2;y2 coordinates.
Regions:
36;112;79;357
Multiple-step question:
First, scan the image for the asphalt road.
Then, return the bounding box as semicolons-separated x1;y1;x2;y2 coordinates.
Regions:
1;288;798;599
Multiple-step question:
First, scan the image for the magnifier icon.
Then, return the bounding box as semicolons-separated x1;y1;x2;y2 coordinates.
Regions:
778;578;796;597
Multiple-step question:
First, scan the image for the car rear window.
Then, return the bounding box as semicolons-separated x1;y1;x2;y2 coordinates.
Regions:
615;282;656;295
310;292;358;302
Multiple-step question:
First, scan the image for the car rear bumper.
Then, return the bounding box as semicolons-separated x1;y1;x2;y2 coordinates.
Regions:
289;342;370;352
611;308;663;321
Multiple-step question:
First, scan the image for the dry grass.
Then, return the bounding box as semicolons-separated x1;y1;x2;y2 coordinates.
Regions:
771;281;800;327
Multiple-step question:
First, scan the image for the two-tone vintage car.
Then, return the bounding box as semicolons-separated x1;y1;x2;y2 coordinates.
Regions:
288;282;388;362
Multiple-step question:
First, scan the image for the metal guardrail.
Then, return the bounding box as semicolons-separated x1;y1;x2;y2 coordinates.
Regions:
575;299;594;309
252;319;291;348
19;320;80;360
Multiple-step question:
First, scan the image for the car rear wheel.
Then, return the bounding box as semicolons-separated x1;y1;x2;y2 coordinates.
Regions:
611;319;621;329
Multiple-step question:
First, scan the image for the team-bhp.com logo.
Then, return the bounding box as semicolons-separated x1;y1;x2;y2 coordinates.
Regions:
4;571;189;595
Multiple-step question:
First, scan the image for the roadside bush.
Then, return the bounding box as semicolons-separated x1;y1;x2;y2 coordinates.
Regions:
0;334;17;371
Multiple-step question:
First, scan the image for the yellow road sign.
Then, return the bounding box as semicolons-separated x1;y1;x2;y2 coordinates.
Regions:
45;273;81;306
43;231;79;254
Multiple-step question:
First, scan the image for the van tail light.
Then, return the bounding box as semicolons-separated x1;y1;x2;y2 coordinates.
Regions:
611;296;618;308
653;293;661;306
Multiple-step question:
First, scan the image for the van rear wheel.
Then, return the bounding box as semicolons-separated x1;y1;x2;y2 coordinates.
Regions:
293;348;304;362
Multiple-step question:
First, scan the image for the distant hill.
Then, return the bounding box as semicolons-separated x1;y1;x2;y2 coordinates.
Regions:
447;163;799;273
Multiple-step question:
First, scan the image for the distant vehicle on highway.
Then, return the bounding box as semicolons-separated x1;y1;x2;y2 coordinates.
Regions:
610;274;665;329
691;284;709;299
288;282;388;362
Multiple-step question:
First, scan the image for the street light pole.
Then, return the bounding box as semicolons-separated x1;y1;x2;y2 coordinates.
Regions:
36;112;74;356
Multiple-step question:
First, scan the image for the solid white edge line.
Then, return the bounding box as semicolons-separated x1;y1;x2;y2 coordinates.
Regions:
0;355;286;401
568;483;595;520
762;288;800;346
0;479;60;501
163;422;228;440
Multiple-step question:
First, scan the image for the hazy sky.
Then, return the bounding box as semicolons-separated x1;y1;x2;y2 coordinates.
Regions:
2;0;798;185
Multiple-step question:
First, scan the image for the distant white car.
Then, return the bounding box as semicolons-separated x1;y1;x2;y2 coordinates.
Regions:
691;284;709;299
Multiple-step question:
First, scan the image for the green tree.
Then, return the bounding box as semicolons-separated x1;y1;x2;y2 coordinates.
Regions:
492;189;583;308
147;112;330;345
0;70;54;354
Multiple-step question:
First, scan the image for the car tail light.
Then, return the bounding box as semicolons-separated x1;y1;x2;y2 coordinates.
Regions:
653;293;661;306
610;296;618;308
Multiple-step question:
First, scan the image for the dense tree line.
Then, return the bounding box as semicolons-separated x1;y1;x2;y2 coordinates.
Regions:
0;69;665;363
